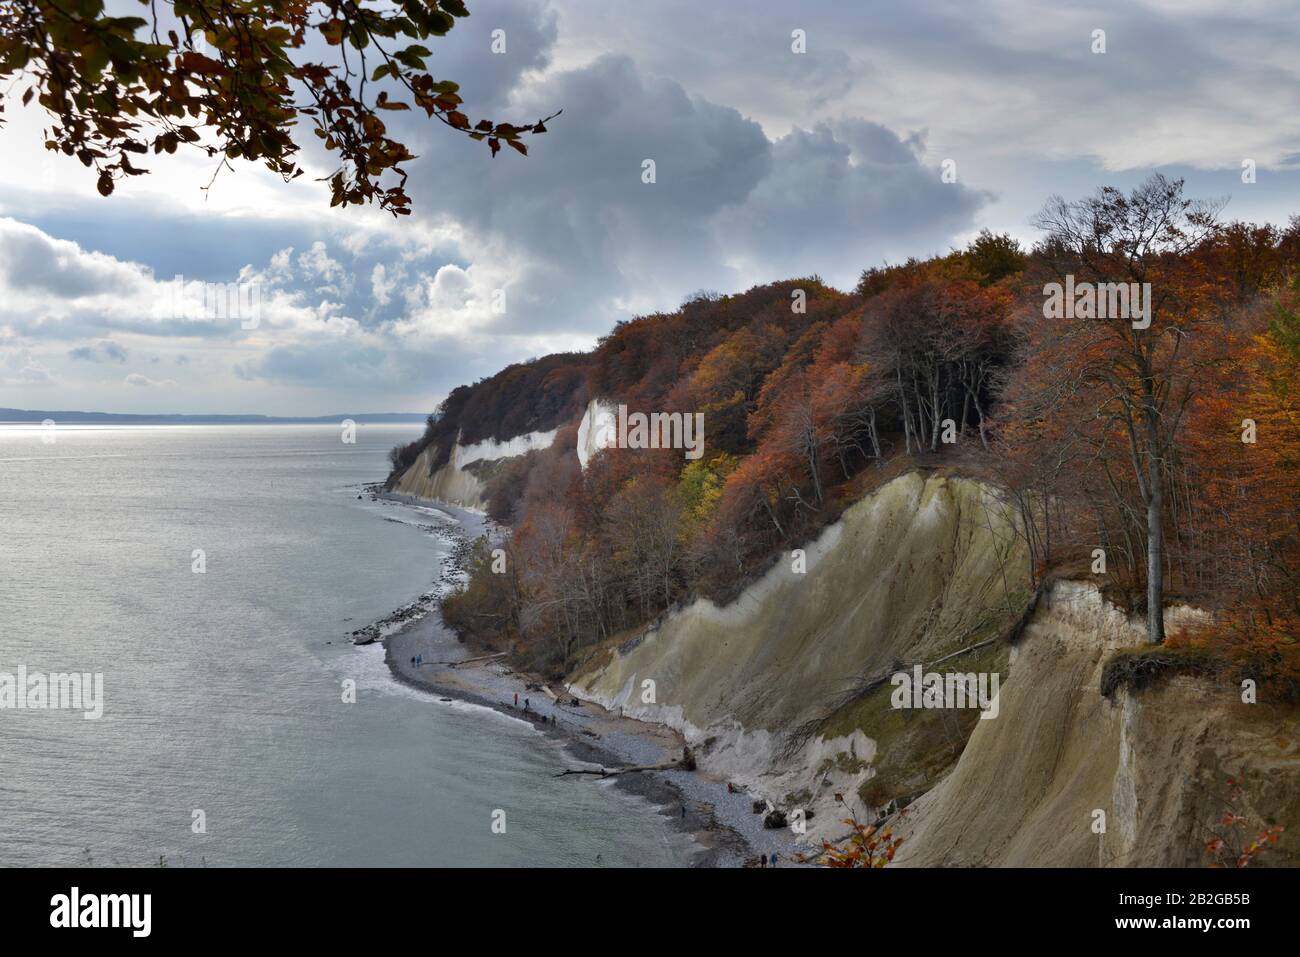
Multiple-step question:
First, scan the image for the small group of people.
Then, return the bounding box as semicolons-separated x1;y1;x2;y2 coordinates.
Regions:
409;654;423;667
514;692;556;724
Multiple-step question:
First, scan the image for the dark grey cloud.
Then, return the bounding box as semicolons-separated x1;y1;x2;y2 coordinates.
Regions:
8;0;1300;416
717;119;986;278
389;52;982;348
378;54;776;340
233;342;395;387
0;217;145;298
426;0;559;112
11;310;236;342
553;0;1300;171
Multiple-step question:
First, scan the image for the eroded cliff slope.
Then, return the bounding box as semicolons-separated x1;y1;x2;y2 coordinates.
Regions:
391;428;557;509
569;471;1035;841
895;581;1300;866
568;471;1300;864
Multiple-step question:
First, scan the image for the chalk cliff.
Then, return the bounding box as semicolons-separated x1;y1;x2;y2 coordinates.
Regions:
391;427;558;509
567;472;1300;864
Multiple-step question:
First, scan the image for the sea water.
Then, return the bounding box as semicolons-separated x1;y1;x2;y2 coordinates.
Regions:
0;423;683;866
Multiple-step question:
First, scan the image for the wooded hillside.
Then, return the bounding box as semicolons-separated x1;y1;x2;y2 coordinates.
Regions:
416;176;1298;692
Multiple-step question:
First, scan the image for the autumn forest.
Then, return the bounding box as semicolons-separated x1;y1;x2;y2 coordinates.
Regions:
393;175;1300;695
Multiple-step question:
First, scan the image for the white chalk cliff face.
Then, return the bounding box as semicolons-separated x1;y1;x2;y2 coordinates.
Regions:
576;399;618;471
395;398;618;509
568;472;1035;844
567;471;1300;865
454;429;558;469
392;390;1300;864
392;427;558;509
893;584;1299;867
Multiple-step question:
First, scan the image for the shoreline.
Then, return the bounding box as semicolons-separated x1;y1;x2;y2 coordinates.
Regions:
363;487;792;868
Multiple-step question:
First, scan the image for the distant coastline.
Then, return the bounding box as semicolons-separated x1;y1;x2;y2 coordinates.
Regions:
0;407;429;425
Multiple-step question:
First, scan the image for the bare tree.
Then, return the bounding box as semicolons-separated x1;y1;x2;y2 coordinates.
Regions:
1030;174;1224;642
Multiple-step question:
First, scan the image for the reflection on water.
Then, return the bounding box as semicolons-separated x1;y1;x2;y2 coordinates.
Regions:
0;424;682;867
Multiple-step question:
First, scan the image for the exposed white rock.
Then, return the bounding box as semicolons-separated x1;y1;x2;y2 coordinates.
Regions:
568;472;1032;845
576;398;618;471
568;470;1299;865
393;427;559;509
454;428;557;469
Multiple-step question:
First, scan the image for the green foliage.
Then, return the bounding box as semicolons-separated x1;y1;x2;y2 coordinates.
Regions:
677;454;738;527
1269;274;1300;368
441;536;517;643
962;229;1026;285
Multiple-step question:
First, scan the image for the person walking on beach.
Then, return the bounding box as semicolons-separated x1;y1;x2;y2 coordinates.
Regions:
760;853;767;868
514;692;518;707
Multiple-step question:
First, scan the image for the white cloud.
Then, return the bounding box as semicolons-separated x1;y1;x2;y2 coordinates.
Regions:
0;347;53;386
124;372;175;388
2;0;1299;416
371;264;395;306
0;217;153;301
298;241;346;285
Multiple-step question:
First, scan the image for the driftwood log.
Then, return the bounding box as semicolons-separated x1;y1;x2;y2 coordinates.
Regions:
553;760;681;778
555;746;695;778
445;652;508;668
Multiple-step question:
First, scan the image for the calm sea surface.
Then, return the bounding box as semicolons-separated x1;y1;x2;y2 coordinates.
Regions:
0;423;681;866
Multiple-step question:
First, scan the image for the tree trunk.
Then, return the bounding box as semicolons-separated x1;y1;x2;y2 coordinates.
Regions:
1144;399;1166;644
970;384;990;450
808;441;823;504
1145;482;1165;643
896;363;914;454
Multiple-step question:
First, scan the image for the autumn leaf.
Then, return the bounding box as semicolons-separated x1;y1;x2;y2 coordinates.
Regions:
1;0;558;214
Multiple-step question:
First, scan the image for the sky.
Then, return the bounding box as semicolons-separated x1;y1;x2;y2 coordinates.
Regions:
2;0;1299;416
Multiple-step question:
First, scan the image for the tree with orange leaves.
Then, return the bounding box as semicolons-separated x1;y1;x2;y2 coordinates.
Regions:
1026;174;1225;642
796;795;905;868
1173;273;1300;690
1204;777;1286;868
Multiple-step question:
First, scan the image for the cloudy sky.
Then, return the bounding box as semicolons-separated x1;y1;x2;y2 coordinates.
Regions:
2;0;1299;415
